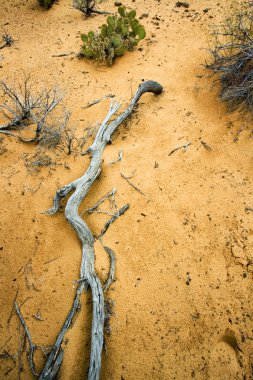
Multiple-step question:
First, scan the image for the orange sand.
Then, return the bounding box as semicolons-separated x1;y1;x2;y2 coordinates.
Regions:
0;0;253;379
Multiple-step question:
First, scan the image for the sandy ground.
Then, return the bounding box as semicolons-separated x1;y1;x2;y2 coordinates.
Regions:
0;0;253;379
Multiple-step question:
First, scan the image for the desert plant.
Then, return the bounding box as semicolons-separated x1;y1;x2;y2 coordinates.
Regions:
206;3;253;114
80;6;146;65
0;77;65;143
37;0;56;9
0;33;14;50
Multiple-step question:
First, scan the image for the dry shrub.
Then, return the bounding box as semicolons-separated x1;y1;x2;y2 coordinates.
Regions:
207;2;253;114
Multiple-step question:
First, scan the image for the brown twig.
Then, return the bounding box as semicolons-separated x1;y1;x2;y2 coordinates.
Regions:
168;141;191;156
15;302;38;376
43;255;63;265
201;140;213;151
7;288;19;325
120;172;145;196
52;52;74;57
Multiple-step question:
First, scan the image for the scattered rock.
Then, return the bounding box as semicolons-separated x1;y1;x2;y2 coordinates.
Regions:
139;13;149;19
175;1;189;8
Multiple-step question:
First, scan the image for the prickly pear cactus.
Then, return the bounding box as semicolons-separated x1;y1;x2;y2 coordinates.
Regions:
37;0;56;9
80;6;146;65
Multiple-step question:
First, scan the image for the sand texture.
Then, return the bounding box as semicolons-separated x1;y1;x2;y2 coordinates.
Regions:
0;0;253;379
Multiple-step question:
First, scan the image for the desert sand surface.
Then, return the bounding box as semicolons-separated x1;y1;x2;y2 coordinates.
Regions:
0;0;253;379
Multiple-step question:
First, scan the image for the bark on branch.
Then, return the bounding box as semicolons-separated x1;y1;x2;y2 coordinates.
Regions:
39;80;163;380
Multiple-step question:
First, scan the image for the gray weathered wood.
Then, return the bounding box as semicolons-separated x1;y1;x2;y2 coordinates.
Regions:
40;80;163;380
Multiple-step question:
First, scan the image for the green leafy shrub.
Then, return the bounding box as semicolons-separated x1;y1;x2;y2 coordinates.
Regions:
80;6;146;65
37;0;56;9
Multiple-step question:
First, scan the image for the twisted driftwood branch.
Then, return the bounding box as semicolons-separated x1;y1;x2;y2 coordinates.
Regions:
39;80;163;380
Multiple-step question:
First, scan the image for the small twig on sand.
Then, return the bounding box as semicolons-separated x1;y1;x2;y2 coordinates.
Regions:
201;140;213;151
86;189;117;215
0;350;15;360
109;149;123;165
19;297;33;309
43;255;63;265
98;204;130;239
15;302;38;376
82;94;115;109
0;336;12;352
7;288;19;326
102;245;116;292
168;141;191;156
120;172;145;196
52;52;75;57
18;327;26;380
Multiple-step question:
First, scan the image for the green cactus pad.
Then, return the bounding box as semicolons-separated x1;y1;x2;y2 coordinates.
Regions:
80;4;146;65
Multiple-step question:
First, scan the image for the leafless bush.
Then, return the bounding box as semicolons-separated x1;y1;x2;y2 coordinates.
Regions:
206;3;253;114
38;112;70;149
0;77;64;143
23;152;55;174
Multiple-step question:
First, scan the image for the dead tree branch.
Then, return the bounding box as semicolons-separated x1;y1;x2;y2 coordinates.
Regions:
15;302;38;376
37;80;163;380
